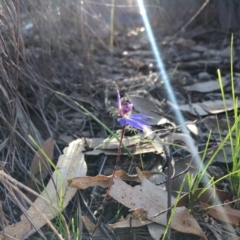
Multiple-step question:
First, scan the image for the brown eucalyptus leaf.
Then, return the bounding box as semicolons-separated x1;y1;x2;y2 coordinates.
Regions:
16;101;43;144
109;168;207;239
200;201;240;225
109;208;151;229
68;170;163;189
29;136;54;178
27;137;54;200
82;216;102;237
177;188;232;207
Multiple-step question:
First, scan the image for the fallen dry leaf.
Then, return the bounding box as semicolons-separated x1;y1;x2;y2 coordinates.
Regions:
183;78;228;93
177;188;232;207
85;142;156;156
168;154;199;195
109;211;152;229
168;99;240;116
202;116;230;135
69;170;163;189
142;126;164;154
16;101;43;145
99;134;145;149
148;223;166;240
210;144;238;164
2;139;87;239
186;121;198;135
82;216;103;238
200;201;240;226
27;137;54;200
109;168;207;239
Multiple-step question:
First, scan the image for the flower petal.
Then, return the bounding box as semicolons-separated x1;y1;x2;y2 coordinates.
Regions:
130;114;152;119
124;118;145;130
129;117;150;127
118;118;128;126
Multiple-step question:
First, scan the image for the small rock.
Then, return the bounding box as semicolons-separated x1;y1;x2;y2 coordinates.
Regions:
198;72;210;81
191;45;207;52
183;52;201;60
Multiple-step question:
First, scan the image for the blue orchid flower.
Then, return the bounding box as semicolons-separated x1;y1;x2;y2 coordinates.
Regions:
117;90;152;130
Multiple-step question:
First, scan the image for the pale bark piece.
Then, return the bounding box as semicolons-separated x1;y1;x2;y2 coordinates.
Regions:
109;169;207;239
143;126;164;154
186;121;198;135
99;134;145;149
183;78;228;92
2;139;87;239
85;143;156;156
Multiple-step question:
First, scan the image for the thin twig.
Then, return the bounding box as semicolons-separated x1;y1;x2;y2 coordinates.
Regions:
164;145;173;240
91;126;125;238
0;173;67;240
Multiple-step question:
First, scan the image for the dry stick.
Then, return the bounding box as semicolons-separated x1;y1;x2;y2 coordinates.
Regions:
91;126;126;238
0;174;67;240
0;171;70;240
164;145;173;240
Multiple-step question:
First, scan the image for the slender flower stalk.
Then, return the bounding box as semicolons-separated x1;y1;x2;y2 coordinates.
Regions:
92;90;151;238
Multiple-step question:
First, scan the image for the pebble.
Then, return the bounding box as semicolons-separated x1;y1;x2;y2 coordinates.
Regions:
198;72;210;81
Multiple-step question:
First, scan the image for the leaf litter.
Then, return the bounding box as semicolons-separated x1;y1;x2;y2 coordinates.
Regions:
27;136;54;201
74;114;239;239
1;139;87;239
2;2;240;239
69;170;163;189
108;168;207;239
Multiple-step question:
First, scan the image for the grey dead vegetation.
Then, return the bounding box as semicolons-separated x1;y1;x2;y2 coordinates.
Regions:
0;0;240;239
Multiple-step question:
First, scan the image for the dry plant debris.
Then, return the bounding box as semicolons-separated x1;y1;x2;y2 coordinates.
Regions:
70;168;207;239
69;170;162;189
168;99;240;116
1;1;240;239
1;139;87;239
200;201;240;226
